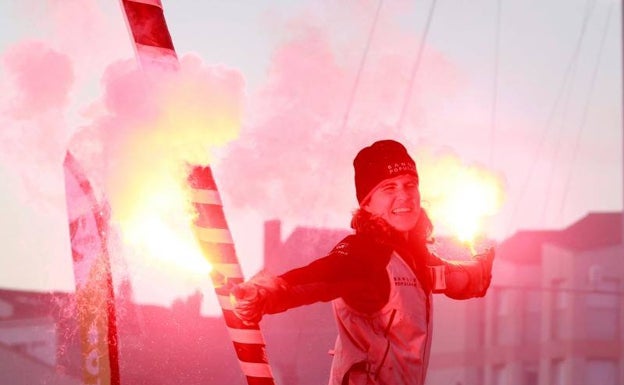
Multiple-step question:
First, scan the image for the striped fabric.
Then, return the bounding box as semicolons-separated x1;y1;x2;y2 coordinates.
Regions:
188;167;276;385
63;151;120;385
119;2;276;383
121;0;178;70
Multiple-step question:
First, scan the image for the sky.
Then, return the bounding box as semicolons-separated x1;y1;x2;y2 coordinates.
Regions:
0;0;621;312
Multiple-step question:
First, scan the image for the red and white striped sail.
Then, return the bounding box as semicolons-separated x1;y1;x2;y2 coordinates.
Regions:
120;0;178;70
119;1;276;383
188;167;275;385
63;151;120;385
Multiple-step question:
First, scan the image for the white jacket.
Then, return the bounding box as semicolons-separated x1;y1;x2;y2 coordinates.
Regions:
329;251;433;385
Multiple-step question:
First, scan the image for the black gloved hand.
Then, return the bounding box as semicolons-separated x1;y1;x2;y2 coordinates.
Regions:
232;273;286;325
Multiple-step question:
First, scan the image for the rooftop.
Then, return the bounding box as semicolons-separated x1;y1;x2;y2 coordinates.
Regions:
498;212;622;264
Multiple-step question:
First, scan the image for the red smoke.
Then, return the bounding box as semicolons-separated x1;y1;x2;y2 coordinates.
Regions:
0;41;74;206
218;2;466;229
0;0;510;303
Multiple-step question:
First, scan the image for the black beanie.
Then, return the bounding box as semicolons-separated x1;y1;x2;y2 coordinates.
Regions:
353;140;418;204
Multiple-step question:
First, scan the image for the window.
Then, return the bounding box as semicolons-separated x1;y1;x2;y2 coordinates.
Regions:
523;290;541;343
493;364;507;385
522;363;538;385
554;282;570;308
551;359;564;385
495;289;512;345
585;359;617;385
551;280;568;340
0;299;13;318
496;289;511;316
585;278;620;340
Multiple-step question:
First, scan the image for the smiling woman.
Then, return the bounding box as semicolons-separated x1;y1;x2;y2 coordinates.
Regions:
231;139;495;385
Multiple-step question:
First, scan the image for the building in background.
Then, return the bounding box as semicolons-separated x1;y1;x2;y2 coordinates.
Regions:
485;212;623;385
0;287;243;385
0;290;79;385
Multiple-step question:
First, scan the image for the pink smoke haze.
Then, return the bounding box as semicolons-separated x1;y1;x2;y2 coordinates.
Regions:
0;41;74;205
70;54;245;197
219;3;469;229
0;0;131;207
3;41;73;116
0;0;545;303
61;53;245;307
14;0;132;84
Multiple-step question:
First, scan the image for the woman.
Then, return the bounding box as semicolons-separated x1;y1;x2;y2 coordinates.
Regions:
233;139;494;385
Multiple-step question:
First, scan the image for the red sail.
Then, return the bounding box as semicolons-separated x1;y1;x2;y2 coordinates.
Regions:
188;166;275;384
63;151;120;385
120;0;178;70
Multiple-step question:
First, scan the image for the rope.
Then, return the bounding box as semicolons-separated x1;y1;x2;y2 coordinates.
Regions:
396;0;438;131
504;0;596;234
488;0;502;166
538;0;597;224
556;3;613;222
340;0;384;132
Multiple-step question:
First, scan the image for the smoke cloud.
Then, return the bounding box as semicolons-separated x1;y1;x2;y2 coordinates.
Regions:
0;40;74;206
218;2;467;229
69;54;245;210
0;0;510;303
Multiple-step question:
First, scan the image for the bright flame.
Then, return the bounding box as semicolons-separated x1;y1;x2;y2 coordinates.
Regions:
111;164;211;277
109;91;238;273
101;60;243;280
420;154;504;252
111;146;211;276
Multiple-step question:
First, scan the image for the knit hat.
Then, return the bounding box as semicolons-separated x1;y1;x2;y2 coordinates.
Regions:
353;140;418;204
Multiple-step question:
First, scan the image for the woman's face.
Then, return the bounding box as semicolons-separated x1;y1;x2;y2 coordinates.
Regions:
363;174;421;233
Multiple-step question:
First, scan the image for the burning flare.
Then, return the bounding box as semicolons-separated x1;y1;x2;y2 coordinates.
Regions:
115;171;211;276
419;154;504;253
97;60;244;279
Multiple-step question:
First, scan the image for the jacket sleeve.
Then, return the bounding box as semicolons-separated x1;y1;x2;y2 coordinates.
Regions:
257;235;370;312
268;234;392;313
427;248;495;299
232;233;393;323
231;257;348;323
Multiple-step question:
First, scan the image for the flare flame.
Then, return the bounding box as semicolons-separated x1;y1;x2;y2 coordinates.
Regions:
420;154;504;253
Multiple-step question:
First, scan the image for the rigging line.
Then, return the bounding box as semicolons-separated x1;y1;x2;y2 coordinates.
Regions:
504;0;596;234
320;1;383;227
488;0;502;166
340;0;384;132
537;73;578;222
396;0;438;131
539;0;598;225
556;3;613;223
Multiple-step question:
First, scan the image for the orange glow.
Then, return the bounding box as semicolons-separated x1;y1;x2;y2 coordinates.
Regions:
105;124;215;276
102;66;243;279
115;175;211;276
419;154;504;252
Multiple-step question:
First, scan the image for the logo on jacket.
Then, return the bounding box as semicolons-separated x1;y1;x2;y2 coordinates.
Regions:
394;276;419;287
